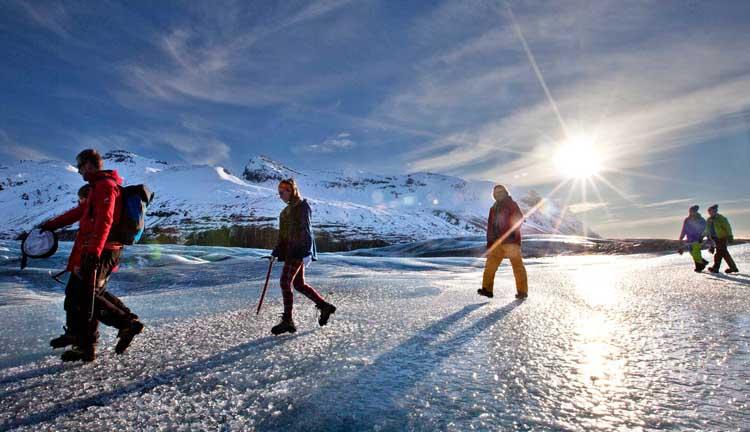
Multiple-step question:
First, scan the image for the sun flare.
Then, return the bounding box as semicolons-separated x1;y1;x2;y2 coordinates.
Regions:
555;135;603;179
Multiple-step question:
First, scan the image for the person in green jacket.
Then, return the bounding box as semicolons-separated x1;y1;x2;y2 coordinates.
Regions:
704;204;739;274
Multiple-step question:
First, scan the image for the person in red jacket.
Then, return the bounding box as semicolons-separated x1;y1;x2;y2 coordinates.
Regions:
478;185;528;299
47;184;140;353
41;149;143;362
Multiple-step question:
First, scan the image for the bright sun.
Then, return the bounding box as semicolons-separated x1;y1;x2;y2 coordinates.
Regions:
554;135;603;179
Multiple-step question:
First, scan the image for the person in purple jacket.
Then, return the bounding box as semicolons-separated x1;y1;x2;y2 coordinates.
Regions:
678;205;709;272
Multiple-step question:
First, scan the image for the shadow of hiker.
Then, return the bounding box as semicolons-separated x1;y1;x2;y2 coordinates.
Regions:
0;331;311;430
260;300;522;431
706;272;750;286
0;364;65;387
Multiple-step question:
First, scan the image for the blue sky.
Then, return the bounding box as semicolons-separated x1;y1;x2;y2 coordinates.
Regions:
1;0;749;238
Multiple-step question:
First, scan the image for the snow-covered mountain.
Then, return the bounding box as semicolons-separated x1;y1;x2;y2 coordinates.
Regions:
0;150;590;249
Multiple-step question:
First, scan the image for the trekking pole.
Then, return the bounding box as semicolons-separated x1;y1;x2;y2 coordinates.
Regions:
256;256;275;315
89;267;98;322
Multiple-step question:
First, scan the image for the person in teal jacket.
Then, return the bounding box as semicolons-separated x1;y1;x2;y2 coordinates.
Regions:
678;205;709;272
703;204;739;274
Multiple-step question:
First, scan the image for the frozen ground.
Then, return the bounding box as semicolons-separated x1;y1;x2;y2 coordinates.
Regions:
0;240;748;431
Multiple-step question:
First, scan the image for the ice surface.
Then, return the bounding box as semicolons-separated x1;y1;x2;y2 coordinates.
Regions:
0;240;748;430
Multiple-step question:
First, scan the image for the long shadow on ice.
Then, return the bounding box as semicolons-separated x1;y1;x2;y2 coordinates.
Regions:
706;272;750;286
1;331;310;430
260;300;521;431
0;364;65;387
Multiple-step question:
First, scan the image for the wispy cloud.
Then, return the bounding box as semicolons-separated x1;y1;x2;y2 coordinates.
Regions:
73;126;231;166
640;198;694;208
299;132;356;153
119;0;356;109
14;0;72;38
0;130;56;161
599;206;750;232
597;215;683;230
158;133;231;166
568;201;608;214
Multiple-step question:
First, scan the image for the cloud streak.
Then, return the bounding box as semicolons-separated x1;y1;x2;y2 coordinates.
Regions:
0;130;56;161
299;132;356;153
14;0;72;38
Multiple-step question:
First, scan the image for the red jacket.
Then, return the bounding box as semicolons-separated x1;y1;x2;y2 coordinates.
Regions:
43;170;123;268
487;197;523;246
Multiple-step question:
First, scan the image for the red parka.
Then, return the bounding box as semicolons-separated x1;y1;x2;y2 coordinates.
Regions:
43;170;123;270
486;197;523;247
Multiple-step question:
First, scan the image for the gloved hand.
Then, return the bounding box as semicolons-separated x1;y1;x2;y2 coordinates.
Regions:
728;236;734;244
271;247;279;258
709;246;715;254
677;247;684;255
80;253;100;282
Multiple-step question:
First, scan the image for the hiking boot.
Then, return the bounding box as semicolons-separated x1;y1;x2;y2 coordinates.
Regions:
317;302;337;327
477;288;493;298
61;346;95;363
50;328;77;349
708;267;719;273
115;320;144;355
271;316;296;335
695;261;707;272
515;293;528;300
725;268;740;274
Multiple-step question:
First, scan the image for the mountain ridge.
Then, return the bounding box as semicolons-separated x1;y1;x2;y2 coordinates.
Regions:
0;150;594;250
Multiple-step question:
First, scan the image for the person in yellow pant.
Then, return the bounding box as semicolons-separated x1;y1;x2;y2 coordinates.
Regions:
479;185;528;300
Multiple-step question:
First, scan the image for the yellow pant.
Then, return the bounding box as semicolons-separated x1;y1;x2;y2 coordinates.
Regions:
482;243;528;295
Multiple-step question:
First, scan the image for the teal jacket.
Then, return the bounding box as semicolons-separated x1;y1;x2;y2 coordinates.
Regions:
704;214;733;240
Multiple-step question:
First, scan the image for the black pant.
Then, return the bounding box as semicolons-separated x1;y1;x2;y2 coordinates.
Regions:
64;249;137;346
713;238;738;271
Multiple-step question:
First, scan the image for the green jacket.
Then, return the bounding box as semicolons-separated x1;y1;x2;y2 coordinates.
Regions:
704;214;733;240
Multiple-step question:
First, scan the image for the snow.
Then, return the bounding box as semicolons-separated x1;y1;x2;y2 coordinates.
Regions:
0;240;749;430
0;151;589;244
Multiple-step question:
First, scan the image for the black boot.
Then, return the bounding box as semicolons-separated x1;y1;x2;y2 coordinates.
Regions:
271;316;296;335
725;267;740;274
695;261;707;273
515;292;528;300
708;266;719;273
477;288;493;298
50;327;77;349
115;320;144;355
317;303;337;327
61;345;95;363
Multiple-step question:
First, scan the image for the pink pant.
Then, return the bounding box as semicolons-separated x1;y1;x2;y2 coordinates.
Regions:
280;259;325;318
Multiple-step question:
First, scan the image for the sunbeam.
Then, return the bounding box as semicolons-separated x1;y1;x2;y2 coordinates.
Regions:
555;179;579;233
588;177;613;221
505;3;569;138
594;173;640;206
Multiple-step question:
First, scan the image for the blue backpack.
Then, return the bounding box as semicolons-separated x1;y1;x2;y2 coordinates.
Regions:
108;185;154;244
